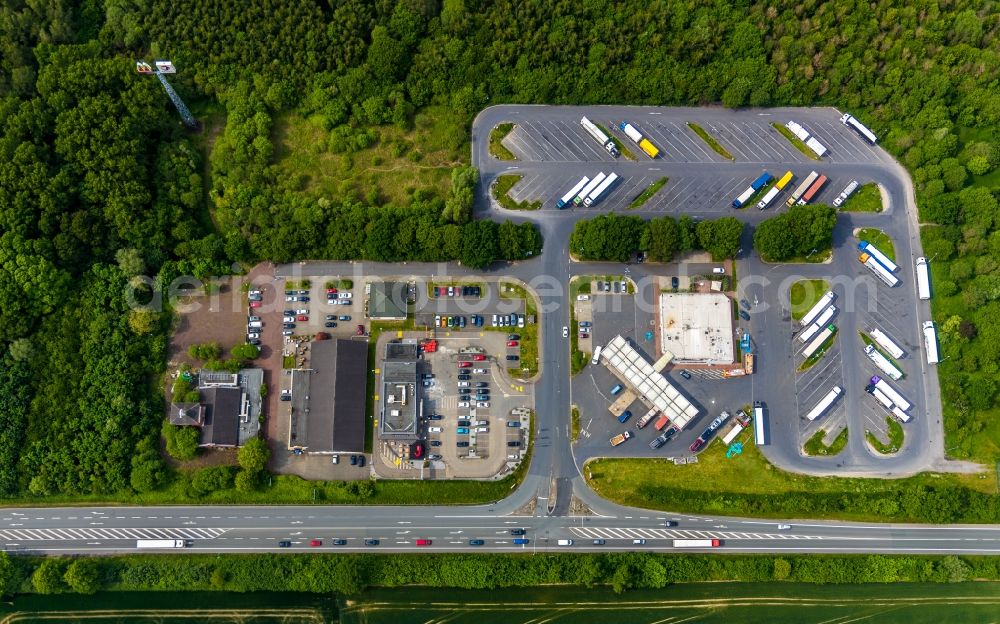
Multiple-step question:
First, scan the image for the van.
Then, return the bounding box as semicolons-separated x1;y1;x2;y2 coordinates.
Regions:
591;346;603;365
248;321;262;329
610;384;623;395
557;539;573;546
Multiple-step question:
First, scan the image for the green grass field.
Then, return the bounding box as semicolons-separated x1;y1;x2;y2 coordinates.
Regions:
687;122;734;160
340;583;1000;624
839;182;884;212
789;279;830;320
584;439;996;522
868;416;905;454
803;427;848;456
488;123;517;160
492;175;541;210
272;107;465;206
857;227;896;260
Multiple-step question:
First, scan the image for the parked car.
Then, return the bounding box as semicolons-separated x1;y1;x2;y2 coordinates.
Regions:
247;332;260;339
350;455;357;465
475;426;488;433
506;355;519;361
577;294;590;301
357;456;365;467
325;314;337;321
282;330;294;336
475;382;489;388
456;441;469;448
430;440;442;447
476;401;490;408
458;381;470;388
473;354;486;361
457;427;469;434
579;321;592;328
740;298;751;310
458;401;470;408
427;414;443;421
604;281;611;292
507;340;519;347
507;441;521;447
713;267;725;274
339;315;351;321
248;315;261;322
739;310;751;321
325;322;337;328
671;276;679;289
680;370;692;380
249;301;262;308
618;410;632;423
579;333;589;339
294;309;308;315
507;334;520;341
356;324;365;335
620;280;628;292
297;296;310;302
689;438;706;452
457;420;471;427
457;374;471;381
326;288;337;294
283;315;295;323
283;323;295;329
473;368;488;374
296;315;308;321
428;427;442;433
458;362;472;368
247;338;261;346
506;421;521;428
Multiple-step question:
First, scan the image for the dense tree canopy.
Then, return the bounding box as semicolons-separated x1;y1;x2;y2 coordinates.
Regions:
571;214;744;263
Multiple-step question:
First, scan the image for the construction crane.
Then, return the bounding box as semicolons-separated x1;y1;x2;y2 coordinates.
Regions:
136;60;198;129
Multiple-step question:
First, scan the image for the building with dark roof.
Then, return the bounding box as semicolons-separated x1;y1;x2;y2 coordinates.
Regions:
378;341;420;442
292;339;368;454
367;281;408;320
200;386;243;447
169;402;204;427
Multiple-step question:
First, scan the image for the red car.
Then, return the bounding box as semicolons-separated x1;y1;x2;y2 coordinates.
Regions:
689;438;705;453
310;539;322;547
356;324;365;335
296;315;308;321
326;288;337;294
472;354;486;361
579;332;589;339
458;362;472;368
249;301;262;308
416;539;432;546
507;340;519;347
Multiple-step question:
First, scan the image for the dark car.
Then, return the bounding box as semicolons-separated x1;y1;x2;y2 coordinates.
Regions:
739;309;751;321
278;540;292;547
325;322;337;328
507;334;520;341
283;322;295;329
332;539;347;545
506;355;519;361
469;539;485;546
671;276;679;289
280;394;291;402
248;338;261;345
664;520;678;527
457;420;471;427
592;539;606;546
680;370;692;380
507;441;521;447
427;414;443;421
475;382;489;388
456;441;469;448
510;528;526;536
740;298;751;310
422;373;434;379
325;314;337;320
457;374;471;381
298;296;310;302
357;455;365;467
649;434;668;449
365;539;379;546
350;455;357;465
430;440;442;447
618;410;632;423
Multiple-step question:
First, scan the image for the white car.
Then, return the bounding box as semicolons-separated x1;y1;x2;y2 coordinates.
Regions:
562;326;569;338
518;316;525;328
473;368;487;374
577;294;590;301
491;315;498;326
712;267;725;274
340;292;353;299
285;295;297;302
248;316;261;322
476;401;490;408
777;524;792;530
295;309;309;315
340;300;352;305
458;401;470;408
282;329;294;336
247;332;260;339
475;427;488;433
428;427;442;433
283;316;295;323
458;381;470;388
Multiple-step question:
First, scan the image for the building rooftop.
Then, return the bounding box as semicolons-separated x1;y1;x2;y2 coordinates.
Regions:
658;293;735;365
296;339;368;454
169;402;203;427
379;341;420;441
368;281;408;320
200;386;243;447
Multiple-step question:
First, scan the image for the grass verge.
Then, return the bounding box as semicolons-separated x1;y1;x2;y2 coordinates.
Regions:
772;123;821;161
492;175;541;210
789;279;830;321
867;417;905;454
584;441;998;523
498;281;538;377
571;406;580;442
687;122;734;160
839;182;883;212
594;121;636;160
488;123;516;160
628;177;668;209
857;227;896;261
569;277;591;376
803;427;849;456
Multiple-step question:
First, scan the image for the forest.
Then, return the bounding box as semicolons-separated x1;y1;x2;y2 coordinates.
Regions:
569;213;743;263
0;0;997;497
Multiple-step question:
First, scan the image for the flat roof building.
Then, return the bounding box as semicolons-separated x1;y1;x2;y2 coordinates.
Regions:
379;341;420;442
368;281;408;320
200;386;243;447
292;339;368;454
658;293;735;365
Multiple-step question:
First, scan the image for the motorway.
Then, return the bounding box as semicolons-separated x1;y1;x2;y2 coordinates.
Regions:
1;106;992;556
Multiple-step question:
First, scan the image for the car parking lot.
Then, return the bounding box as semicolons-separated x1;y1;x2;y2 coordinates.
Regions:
376;332;533;479
277;278;366;340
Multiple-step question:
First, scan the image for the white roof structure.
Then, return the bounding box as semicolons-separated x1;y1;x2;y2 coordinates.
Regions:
659;293;735;364
601;335;699;429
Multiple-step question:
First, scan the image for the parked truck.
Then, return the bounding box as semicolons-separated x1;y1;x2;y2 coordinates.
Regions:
756;186;781;210
869;328;905;359
870;375;911;412
556;176;590;209
915;257;931;300
922;321;940;365
653;414;670;431
580;117;618;157
806;386;843;421
610;431;632;447
787;171;819;206
673;539;721;548
805;136;827;157
865;344;903;380
573;173;606;206
799;290;835;327
841;113;878;144
618;121;660;158
859;253;900;287
858;240;898;272
732;171;772;208
802;324;836;359
797;306;837;343
637;408;659;429
832;180;860;207
137;540;187;549
583;172;619;207
753;401;767;446
785;120;810;142
796;174;828;205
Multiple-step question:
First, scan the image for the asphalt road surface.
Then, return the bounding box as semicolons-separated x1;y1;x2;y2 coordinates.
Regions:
1;106;985;557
